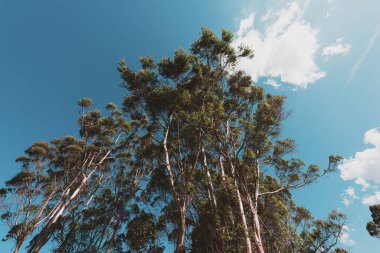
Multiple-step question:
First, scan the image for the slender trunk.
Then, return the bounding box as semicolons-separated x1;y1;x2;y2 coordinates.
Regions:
229;161;252;253
247;157;265;253
219;155;226;182
163;114;187;253
28;219;60;253
105;220;121;253
175;200;186;253
163;115;177;197
33;190;56;226
246;193;265;253
223;119;252;252
202;146;217;208
13;237;25;253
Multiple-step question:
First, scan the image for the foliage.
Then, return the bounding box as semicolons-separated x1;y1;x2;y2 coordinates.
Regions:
367;204;380;238
0;28;346;253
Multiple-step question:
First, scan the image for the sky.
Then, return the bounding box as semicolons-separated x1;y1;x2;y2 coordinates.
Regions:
0;0;380;252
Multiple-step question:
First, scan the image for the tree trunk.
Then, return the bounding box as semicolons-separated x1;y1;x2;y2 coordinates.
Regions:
175;200;186;253
202;146;217;208
28;219;60;253
105;220;121;253
248;157;265;253
246;193;265;253
13;237;25;253
229;161;252;253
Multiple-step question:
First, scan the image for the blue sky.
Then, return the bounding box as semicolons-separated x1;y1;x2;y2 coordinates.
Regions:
1;0;380;252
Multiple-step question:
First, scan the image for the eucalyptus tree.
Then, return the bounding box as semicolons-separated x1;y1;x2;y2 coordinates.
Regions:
0;99;134;253
297;210;346;253
26;99;135;253
0;28;347;253
0;141;55;253
367;204;380;238
117;28;343;253
117;28;255;252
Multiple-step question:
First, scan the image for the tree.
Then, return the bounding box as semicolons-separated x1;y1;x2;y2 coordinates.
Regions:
117;28;344;253
297;210;346;252
0;141;54;253
367;204;380;238
1;28;346;253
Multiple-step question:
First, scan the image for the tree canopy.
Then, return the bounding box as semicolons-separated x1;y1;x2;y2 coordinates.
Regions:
367;205;380;238
0;28;346;253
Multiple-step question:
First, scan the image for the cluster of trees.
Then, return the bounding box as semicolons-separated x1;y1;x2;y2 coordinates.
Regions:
1;29;348;253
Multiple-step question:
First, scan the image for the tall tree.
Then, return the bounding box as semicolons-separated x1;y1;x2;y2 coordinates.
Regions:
117;28;344;253
0;141;55;253
1;28;347;253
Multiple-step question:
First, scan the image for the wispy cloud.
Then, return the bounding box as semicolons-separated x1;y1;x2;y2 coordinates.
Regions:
347;20;380;85
265;78;281;89
341;186;359;207
339;225;356;246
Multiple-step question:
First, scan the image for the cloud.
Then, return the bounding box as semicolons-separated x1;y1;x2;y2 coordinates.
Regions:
339;225;356;246
260;10;272;22
265;78;281;89
341;187;359;207
322;38;351;58
325;0;335;17
233;2;325;88
355;178;371;191
339;128;380;205
362;191;380;205
347;20;380;85
339;128;380;187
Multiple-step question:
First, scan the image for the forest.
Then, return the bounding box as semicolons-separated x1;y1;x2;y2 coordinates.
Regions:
1;28;371;253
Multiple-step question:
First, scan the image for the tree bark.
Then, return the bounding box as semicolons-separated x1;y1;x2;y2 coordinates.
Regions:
246;192;265;253
175;200;187;253
229;160;252;253
202;146;217;208
248;157;265;253
13;237;26;253
28;219;60;253
163;114;188;253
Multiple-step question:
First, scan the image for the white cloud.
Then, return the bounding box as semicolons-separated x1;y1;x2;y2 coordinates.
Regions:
341;187;359;207
355;178;370;191
362;191;380;205
339;128;380;186
339;128;380;205
322;38;351;58
260;10;272;22
265;78;281;89
233;2;325;88
339;225;356;246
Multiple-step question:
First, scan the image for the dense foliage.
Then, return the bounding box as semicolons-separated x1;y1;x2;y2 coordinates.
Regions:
367;205;380;238
0;29;346;253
